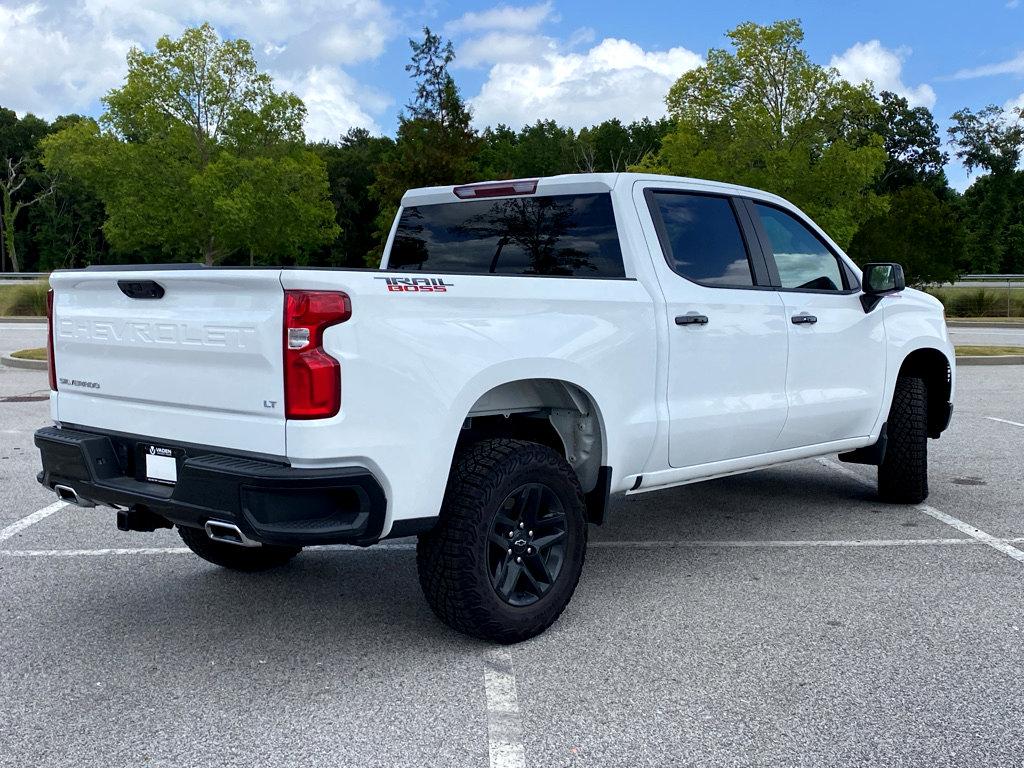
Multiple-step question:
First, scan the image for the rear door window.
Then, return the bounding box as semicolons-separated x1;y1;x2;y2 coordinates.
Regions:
647;192;756;288
387;193;625;277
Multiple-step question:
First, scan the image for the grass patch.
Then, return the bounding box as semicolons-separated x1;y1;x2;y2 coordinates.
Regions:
926;286;1024;319
10;347;47;360
0;281;48;316
955;345;1024;356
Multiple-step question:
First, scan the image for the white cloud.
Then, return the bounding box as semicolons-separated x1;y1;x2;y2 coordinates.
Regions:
76;0;393;66
1005;91;1024;117
458;31;557;67
952;52;1024;80
468;38;703;129
0;2;135;118
0;0;393;138
830;40;936;109
278;66;390;140
446;2;555;34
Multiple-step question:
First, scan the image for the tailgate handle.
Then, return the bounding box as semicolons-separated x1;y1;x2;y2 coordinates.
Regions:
118;280;165;300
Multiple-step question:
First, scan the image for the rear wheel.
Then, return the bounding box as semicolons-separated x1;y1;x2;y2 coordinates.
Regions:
177;525;302;571
878;376;928;504
416;438;588;643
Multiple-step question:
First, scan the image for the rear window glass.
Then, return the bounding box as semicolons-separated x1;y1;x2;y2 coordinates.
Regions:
649;192;754;288
387;193;625;277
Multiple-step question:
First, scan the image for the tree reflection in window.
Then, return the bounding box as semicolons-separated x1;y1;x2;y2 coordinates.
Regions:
389;193;624;277
455;197;591;275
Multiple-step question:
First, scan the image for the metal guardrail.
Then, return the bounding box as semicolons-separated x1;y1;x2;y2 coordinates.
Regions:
0;272;48;280
959;274;1024;282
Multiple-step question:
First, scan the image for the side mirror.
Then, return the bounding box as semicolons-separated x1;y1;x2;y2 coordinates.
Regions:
860;262;905;312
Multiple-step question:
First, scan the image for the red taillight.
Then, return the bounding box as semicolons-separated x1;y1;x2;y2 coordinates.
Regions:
46;288;56;391
283;290;351;419
453;179;538;199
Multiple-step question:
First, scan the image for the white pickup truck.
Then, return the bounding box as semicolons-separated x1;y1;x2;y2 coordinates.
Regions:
36;173;954;642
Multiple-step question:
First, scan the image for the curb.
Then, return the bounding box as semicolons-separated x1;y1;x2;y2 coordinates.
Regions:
1;354;47;371
0;316;46;324
956;355;1024;366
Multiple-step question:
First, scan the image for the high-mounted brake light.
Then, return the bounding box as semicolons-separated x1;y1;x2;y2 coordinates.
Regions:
283;290;351;419
46;288;56;391
453;179;538;199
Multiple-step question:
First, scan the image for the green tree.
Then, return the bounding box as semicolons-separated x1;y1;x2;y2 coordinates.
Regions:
514;121;577;176
948;105;1024;273
948;105;1024;177
0;108;55;271
848;185;963;284
192;152;339;266
643;19;887;248
26;114;109;270
476;124;521;179
475;118;673;179
42;24;336;266
956;172;1024;274
310;128;395;267
577;118;674;172
370;27;479;262
871;91;948;194
475;121;577;179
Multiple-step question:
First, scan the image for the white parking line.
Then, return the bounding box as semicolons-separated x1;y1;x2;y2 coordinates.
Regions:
483;647;526;768
0;500;66;542
818;458;1024;565
594;537;989;549
917;505;1024;564
1;546;190;557
986;416;1024;428
7;537;1024;559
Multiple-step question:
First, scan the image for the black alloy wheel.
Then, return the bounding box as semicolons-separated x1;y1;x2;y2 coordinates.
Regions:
488;482;568;606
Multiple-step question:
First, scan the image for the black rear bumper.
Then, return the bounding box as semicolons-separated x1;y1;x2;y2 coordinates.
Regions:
34;426;388;546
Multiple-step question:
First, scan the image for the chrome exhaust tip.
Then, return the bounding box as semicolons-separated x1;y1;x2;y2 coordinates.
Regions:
204;520;259;548
54;484;96;508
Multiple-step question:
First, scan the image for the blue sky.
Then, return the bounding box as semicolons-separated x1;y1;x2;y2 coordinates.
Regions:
1;0;1022;190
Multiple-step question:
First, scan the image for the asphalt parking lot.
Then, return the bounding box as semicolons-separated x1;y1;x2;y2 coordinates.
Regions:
2;321;1023;767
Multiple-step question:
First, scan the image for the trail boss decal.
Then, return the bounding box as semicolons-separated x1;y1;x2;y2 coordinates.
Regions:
375;277;453;293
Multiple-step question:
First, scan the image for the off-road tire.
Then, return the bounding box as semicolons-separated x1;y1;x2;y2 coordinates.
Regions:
177;525;302;571
416;438;588;643
878;376;928;504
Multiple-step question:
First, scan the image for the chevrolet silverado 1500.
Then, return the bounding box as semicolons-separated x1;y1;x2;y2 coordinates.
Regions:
35;173;955;642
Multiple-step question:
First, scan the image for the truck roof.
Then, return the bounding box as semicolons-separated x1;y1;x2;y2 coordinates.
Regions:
401;172;791;208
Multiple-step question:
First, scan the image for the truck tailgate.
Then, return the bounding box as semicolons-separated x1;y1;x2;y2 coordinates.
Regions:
50;269;287;457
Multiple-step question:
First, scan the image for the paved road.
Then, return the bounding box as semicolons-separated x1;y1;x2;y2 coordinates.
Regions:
949;325;1024;347
0;322;46;357
2;349;1024;765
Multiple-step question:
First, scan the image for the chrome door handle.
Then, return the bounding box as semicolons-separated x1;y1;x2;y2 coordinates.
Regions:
791;314;817;325
675;313;709;326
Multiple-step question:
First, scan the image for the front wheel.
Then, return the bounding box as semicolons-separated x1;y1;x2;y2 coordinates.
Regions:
416;438;588;643
878;376;929;504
